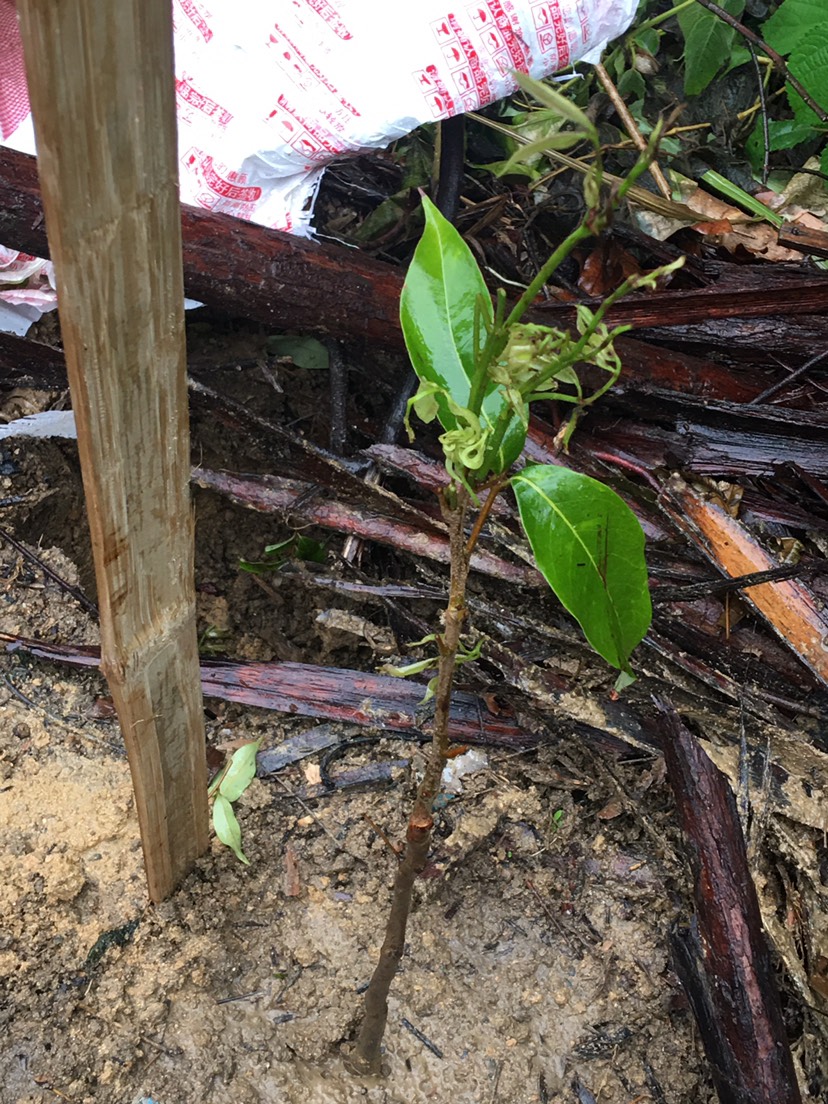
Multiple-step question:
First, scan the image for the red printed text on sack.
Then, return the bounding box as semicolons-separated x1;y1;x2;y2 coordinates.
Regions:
200;157;262;201
479;0;529;71
575;0;590;44
176;0;213;42
531;1;571;65
270;25;360;117
447;12;490;103
176;78;232;127
413;65;456;119
299;0;352;40
270;94;343;159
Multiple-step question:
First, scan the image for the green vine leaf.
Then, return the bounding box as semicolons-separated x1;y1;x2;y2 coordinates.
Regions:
512;465;651;676
677;0;745;96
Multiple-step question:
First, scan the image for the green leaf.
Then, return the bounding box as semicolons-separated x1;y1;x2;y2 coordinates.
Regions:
512;465;651;674
401;196;524;476
296;535;327;563
219;739;261;802
786;34;828;127
479;157;541;181
352;198;406;244
491;413;527;473
724;44;752;75
700;170;783;227
499;130;587;175
617;69;646;102
213;794;250;865
677;0;744;96
763;0;825;56
746;117;819;171
401;195;493;432
511;71;598;145
266;335;330;371
634;27;660;57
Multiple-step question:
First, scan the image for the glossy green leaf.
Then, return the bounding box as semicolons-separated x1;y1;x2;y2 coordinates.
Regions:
401;196;523;476
401;195;492;432
212;794;250;865
489;414;527;474
512;465;651;675
219;739;261;802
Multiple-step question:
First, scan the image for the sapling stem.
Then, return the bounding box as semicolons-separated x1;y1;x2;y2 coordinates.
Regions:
351;485;476;1073
352;86;670;1071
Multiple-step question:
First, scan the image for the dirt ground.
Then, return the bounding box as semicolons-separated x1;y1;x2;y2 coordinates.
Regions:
0;356;786;1103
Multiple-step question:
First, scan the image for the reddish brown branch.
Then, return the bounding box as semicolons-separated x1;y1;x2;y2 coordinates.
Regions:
657;700;802;1104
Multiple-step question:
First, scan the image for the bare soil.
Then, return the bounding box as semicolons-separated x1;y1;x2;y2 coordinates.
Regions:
0;357;724;1104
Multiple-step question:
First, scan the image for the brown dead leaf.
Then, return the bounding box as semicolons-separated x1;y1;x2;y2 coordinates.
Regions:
685;185;828;262
691;219;734;238
596;798;625;821
578;240;641;297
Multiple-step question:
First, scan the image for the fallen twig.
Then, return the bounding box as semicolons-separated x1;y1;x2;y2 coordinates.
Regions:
658;699;802;1104
659;475;828;688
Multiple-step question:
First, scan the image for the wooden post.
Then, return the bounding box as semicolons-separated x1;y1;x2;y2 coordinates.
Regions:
16;0;209;901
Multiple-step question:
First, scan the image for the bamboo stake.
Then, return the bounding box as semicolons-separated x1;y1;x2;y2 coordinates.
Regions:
16;0;208;901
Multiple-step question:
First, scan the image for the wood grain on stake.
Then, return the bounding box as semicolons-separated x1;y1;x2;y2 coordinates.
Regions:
660;474;828;688
16;0;208;901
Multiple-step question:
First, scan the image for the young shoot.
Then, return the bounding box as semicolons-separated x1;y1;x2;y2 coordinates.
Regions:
208;739;261;865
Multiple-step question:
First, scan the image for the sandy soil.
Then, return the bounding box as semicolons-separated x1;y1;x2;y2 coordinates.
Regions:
0;420;716;1104
6;335;824;1103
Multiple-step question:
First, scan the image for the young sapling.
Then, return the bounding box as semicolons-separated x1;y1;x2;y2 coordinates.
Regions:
208;738;261;864
350;74;682;1072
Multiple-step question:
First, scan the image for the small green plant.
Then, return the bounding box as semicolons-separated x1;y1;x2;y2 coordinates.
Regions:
208;739;261;864
350;73;681;1072
239;534;326;574
651;0;828;172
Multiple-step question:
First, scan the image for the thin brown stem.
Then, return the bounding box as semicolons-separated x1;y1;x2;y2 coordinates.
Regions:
350;486;473;1073
466;475;508;556
594;63;672;200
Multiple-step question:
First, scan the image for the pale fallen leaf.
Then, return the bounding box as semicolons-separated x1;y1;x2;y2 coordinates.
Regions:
303;762;322;786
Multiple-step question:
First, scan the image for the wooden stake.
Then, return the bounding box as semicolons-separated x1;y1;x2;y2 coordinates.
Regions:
16;0;208;901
